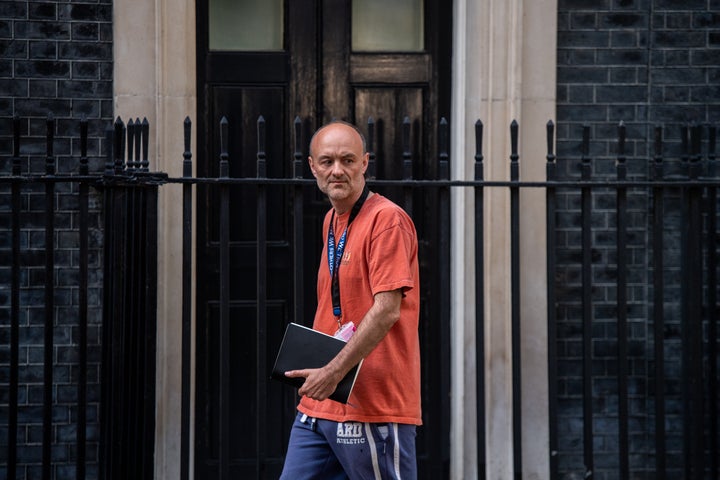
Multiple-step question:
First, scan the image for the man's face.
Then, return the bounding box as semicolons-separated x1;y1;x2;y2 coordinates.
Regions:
308;124;369;212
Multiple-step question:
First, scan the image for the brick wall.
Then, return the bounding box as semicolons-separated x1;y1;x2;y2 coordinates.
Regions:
0;2;112;479
556;0;720;478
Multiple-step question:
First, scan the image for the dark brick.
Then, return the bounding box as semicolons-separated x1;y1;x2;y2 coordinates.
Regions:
558;30;611;48
650;67;704;85
663;86;690;102
14;98;71;117
568;85;594;103
610;31;638;47
571;12;597;28
609;67;638;83
15;60;70;78
59;42;111;61
14;21;70;41
597;48;647;65
558;48;597;65
690;85;720;102
691;49;720;65
652;31;705;48
29;40;58;59
0;39;28;58
71;22;99;41
601;13;647;28
710;32;720;46
655;0;706;9
58;4;98;22
72;61;99;79
558;66;609;83
28;3;57;20
0;78;28;96
0;1;27;18
58;80;111;99
663;50;690;66
559;0;611;9
596;85;647;103
664;13;691;29
29;79;57;97
0;20;11;38
692;12;720;28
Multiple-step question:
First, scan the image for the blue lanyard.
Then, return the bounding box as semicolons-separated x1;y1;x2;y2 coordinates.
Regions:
327;186;370;318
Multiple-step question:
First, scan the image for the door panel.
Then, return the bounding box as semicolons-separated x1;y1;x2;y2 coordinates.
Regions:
355;87;423;181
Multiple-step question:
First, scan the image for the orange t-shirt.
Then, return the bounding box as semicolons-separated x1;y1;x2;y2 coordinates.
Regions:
297;193;422;425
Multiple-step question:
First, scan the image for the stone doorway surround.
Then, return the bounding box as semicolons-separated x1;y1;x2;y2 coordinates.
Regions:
112;0;556;478
451;0;556;477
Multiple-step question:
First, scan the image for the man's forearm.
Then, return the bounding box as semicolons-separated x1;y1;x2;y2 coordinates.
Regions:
324;289;402;380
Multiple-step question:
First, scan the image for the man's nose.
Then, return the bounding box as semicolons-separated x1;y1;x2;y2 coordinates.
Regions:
330;160;344;176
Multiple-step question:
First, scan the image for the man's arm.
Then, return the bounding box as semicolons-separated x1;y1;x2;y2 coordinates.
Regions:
284;289;403;401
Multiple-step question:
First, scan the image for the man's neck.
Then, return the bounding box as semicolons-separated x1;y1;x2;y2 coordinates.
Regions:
331;190;365;216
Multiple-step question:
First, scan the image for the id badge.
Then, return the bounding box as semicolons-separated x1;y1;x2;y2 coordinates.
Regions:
334;321;356;342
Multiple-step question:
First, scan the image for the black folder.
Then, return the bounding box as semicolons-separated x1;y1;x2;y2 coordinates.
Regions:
271;322;362;404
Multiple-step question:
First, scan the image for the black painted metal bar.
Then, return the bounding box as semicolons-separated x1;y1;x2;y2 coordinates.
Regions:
580;125;594;478
99;124;115;480
77;117;89;480
292;117;305;326
545;120;558;480
707;125;718;480
615;122;629;480
141;158;158;480
474;119;486;478
367;117;376;179
125;119;140;474
8;115;21;480
218;116;230;480
114;117;125;175
683;125;704;479
652;126;666;480
142;119;150;171
43;114;56;480
437;118;451;477
509;120;522;480
127;119;136;171
256;116;269;477
134;118;143;170
181;117;193;480
402;116;413;215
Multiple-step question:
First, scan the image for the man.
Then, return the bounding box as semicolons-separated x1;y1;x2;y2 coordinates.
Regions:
280;121;422;479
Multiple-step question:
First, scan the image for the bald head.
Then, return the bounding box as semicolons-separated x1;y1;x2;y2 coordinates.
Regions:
307;121;370;214
309;121;367;159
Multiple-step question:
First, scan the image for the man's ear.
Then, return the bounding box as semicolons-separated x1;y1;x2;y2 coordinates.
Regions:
362;152;369;174
308;156;318;177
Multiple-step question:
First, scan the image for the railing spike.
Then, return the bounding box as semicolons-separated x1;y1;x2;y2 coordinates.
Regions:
546;120;555;163
183;117;192;178
475;120;484;163
80;117;89;175
257;115;266;178
13;115;21;176
439;117;449;180
127;118;135;170
46;114;55;175
219;116;229;178
582;125;590;161
367;117;376;179
510;120;519;163
142;118;149;171
293;116;303;179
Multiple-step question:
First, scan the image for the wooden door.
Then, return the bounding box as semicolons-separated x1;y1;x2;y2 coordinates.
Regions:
195;1;451;477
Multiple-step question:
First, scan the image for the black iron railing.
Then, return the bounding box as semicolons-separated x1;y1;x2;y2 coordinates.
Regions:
1;114;718;480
